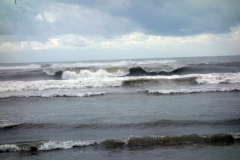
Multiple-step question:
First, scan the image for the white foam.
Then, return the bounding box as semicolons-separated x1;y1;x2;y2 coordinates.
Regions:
0;91;106;99
0;80;121;92
196;73;240;84
0;144;20;152
147;87;240;94
1;132;240;152
132;72;240;84
49;60;175;70
39;140;96;150
0;72;239;93
0;123;19;129
0;140;95;152
0;64;41;70
62;69;127;80
231;133;240;140
41;92;106;98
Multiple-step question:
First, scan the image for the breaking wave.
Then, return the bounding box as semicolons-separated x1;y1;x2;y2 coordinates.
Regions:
0;80;122;92
123;72;240;85
196;72;240;84
0;92;106;99
1;73;240;92
1;132;239;152
62;69;127;80
48;60;240;77
49;60;176;70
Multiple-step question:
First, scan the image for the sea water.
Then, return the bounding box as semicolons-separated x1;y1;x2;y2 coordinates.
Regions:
0;56;240;159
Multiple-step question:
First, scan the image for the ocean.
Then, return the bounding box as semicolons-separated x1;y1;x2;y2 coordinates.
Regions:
0;56;240;159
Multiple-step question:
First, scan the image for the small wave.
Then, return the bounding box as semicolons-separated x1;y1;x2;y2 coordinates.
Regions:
127;66;184;76
2;119;239;131
146;87;240;95
42;92;106;98
0;92;106;99
1;132;239;152
0;64;41;70
0;123;20;129
0;80;121;92
42;69;63;76
122;76;196;86
0;140;96;152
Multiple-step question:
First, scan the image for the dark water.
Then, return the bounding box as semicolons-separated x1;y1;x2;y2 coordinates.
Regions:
0;56;240;159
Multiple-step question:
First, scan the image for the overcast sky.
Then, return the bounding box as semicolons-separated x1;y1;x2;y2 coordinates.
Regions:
0;0;240;63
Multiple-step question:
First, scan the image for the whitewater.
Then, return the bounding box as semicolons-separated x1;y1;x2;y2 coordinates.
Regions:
1;56;240;160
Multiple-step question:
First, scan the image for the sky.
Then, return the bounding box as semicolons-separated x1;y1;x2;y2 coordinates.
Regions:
0;0;240;63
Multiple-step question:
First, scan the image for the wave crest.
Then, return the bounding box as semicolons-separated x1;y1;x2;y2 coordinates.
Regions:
62;69;127;80
1;132;239;152
49;60;176;70
196;73;240;84
0;92;106;99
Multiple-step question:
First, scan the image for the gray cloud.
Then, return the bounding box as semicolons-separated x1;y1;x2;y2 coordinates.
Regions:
70;0;240;36
0;0;137;41
1;0;240;42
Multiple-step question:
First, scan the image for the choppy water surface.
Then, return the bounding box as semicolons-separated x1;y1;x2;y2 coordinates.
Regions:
0;56;240;159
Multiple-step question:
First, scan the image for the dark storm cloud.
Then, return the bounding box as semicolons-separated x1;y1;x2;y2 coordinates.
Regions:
0;0;240;40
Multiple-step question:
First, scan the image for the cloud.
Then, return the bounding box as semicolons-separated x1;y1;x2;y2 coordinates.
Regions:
0;0;240;62
1;25;239;52
54;0;240;36
0;1;137;40
36;14;43;21
36;12;56;23
1;0;240;40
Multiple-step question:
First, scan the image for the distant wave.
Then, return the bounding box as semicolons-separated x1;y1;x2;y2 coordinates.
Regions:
0;92;106;99
1;73;240;92
42;60;176;77
0;123;19;129
126;66;187;76
1;118;239;130
123;72;240;86
0;64;41;70
126;62;240;76
1;132;239;152
48;60;176;70
0;70;62;81
38;60;240;81
53;64;240;79
146;87;240;95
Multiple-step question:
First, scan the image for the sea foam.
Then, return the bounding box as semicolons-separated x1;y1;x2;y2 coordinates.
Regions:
0;64;41;70
1;73;240;93
62;69;127;80
146;87;240;94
